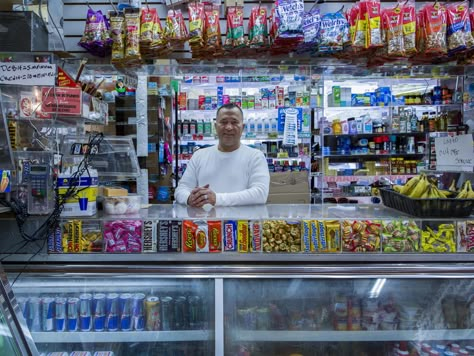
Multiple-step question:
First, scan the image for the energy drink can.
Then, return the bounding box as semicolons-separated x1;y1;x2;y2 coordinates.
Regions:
188;295;202;330
174;296;188;330
16;296;28;320
93;353;115;356
92;293;106;332
145;296;160;331
27;297;41;332
161;296;173;331
54;297;66;332
79;293;92;331
41;297;54;331
67;297;79;331
119;293;132;331
131;293;145;331
105;293;119;332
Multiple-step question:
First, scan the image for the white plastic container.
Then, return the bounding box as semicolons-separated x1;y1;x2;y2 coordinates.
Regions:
103;194;141;215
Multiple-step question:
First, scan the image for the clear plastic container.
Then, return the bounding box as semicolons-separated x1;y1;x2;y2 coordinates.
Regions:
103;194;141;215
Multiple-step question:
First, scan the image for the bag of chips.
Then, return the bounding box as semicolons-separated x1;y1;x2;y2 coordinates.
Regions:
422;3;447;56
188;2;205;46
205;5;222;51
446;1;468;54
225;6;246;49
79;8;112;57
401;0;417;56
124;8;141;61
364;0;383;48
382;5;404;57
248;6;268;48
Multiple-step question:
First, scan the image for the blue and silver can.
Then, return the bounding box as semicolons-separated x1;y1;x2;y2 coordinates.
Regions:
131;293;145;331
93;293;106;332
41;297;54;331
119;293;132;331
106;293;119;331
54;297;66;332
79;293;92;331
27;297;41;332
67;297;79;331
16;296;28;320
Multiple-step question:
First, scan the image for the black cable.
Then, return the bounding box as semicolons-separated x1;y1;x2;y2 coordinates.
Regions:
9;237;47;288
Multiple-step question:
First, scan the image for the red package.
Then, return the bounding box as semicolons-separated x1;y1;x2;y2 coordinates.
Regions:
402;0;417;56
415;10;425;55
346;5;359;46
446;1;468;53
208;221;222;252
365;0;383;48
422;3;447;56
248;7;268;48
225;6;246;49
165;9;188;42
353;3;366;49
382;6;404;57
205;5;222;50
140;7;156;44
182;220;197;252
188;2;205;45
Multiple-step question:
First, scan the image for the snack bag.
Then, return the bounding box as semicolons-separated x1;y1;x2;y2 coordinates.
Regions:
352;3;366;48
446;1;468;54
297;8;320;53
188;2;205;46
165;9;188;42
422;3;447;56
140;7;156;44
382;5;404;57
318;11;348;53
150;10;167;50
401;0;417;56
225;6;246;49
465;7;474;49
205;5;222;51
110;11;125;62
415;10;425;55
124;8;141;61
79;8;112;57
365;0;383;48
275;0;304;38
248;6;268;48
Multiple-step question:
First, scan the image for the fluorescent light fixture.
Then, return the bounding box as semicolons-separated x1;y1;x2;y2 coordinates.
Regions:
369;278;386;298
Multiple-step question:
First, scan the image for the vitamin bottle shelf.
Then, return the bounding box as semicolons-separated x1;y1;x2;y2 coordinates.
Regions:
325;104;462;110
31;330;212;343
232;329;474;343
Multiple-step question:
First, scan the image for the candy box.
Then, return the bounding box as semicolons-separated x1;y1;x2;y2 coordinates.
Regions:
143;220;157;253
457;220;474;252
249;220;262;252
182;220;198;252
381;220;420;253
341;220;381;253
208;220;222;252
319;220;341;252
158;220;181;252
182;220;221;253
103;220;142;253
421;222;456;253
262;220;302;253
223;220;237;251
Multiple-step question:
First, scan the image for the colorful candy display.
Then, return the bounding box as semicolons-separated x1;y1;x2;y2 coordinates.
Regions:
421;223;457;253
104;220;142;253
342;220;381;252
382;220;421;253
262;220;302;253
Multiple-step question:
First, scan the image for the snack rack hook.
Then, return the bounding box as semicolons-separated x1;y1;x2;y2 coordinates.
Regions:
109;0;118;13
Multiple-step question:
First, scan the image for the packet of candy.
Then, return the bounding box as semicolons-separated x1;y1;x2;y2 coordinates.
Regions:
110;11;125;62
422;3;447;56
401;0;417;56
225;6;246;49
188;2;205;46
275;0;304;38
248;6;268;48
165;9;188;43
382;5;404;57
205;5;222;51
298;8;320;53
79;8;112;57
124;8;141;61
318;11;348;53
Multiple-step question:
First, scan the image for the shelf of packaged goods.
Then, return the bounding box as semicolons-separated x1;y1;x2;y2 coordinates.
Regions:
323;175;416;183
179;108;310;114
325;104;462;110
325;153;424;158
31;330;212;343
180;81;309;90
324;132;427;138
232;329;474;342
178;136;286;143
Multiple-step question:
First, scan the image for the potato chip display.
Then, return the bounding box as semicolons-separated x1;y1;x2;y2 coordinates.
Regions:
422;3;447;56
402;0;417;56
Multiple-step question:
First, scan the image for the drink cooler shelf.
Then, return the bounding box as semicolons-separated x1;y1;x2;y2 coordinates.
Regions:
31;330;212;343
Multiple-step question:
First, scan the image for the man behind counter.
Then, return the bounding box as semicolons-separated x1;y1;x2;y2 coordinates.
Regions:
175;103;270;207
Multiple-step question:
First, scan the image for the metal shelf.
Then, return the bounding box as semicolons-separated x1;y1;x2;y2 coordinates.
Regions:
232;329;474;342
325;153;424;158
326;104;462;110
31;330;212;343
324;132;427;138
323;175;416;183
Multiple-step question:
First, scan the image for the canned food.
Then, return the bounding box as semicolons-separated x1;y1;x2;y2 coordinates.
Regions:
119;293;132;331
41;297;54;332
161;296;174;331
131;293;145;331
106;293;119;331
67;297;79;332
79;293;92;331
145;296;160;331
93;293;106;332
54;297;66;332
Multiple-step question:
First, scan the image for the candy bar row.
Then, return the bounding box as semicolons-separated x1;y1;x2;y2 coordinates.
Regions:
48;219;474;254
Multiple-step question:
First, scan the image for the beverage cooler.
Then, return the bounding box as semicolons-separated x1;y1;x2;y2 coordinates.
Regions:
0;204;473;356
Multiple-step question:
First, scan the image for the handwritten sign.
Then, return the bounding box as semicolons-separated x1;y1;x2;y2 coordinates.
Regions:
435;134;474;171
0;63;56;86
41;87;82;116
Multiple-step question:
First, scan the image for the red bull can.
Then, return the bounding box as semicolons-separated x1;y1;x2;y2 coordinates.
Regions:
131;293;145;331
41;297;54;331
16;296;28;321
93;293;106;332
106;293;119;331
93;352;115;356
119;293;132;331
27;297;41;331
145;296;160;331
70;352;92;356
79;293;92;331
54;297;66;332
67;297;79;332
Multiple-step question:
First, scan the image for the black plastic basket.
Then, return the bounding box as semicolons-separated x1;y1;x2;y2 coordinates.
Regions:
379;188;474;218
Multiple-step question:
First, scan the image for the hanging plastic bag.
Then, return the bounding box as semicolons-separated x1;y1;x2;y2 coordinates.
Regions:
248;6;268;48
225;6;246;49
110;11;125;63
78;8;112;57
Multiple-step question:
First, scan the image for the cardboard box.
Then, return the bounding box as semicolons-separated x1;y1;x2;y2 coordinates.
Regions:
269;171;309;195
267;193;310;204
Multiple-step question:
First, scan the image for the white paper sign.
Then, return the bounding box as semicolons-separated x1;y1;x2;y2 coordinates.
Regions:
435;134;474;171
283;108;298;146
0;63;56;86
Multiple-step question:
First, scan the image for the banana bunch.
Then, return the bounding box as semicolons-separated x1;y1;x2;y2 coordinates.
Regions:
393;174;451;199
456;180;474;199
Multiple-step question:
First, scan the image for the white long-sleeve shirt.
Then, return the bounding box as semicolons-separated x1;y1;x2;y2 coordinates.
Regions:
174;145;270;206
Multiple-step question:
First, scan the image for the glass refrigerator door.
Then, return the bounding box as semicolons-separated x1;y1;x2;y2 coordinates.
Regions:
224;277;474;356
10;273;214;356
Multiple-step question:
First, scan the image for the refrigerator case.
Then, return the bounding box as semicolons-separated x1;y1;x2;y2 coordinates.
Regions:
4;265;474;356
